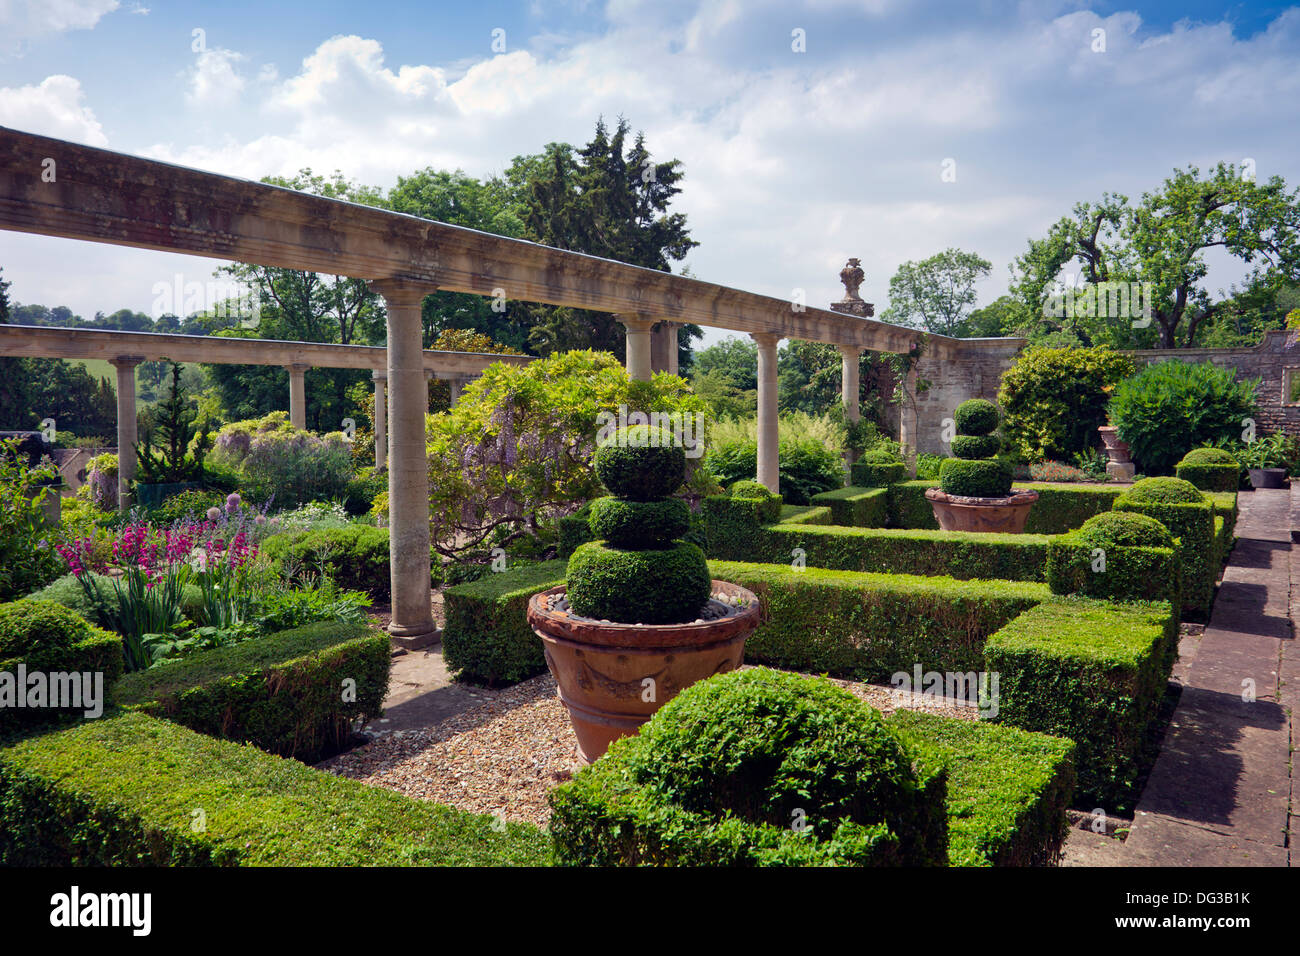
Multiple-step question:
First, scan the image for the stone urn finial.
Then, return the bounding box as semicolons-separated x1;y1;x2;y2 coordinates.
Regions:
839;258;865;302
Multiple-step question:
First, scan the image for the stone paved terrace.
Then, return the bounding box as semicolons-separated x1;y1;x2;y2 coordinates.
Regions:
1065;486;1297;866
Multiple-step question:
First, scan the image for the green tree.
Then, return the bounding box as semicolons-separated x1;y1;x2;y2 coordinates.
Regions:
1010;164;1300;348
882;248;992;336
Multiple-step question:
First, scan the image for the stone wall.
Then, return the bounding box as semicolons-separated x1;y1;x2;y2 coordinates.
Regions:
901;328;1300;455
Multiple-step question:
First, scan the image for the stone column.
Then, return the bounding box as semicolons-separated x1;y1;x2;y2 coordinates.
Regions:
839;344;861;478
752;332;781;493
650;321;679;375
371;278;438;648
287;363;308;429
620;315;655;382
109;356;142;512
449;376;467;407
899;363;919;478
372;370;387;470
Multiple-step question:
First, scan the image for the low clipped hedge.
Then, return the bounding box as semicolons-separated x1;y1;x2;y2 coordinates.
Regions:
442;560;566;685
1046;512;1183;605
260;525;391;598
886;710;1075;867
548;669;949;866
985;596;1178;813
778;505;833;525
110;620;388;762
0;711;551;866
0;600;123;736
711;560;1047;679
850;458;907;488
1175;448;1241;492
1113;482;1217;619
808;486;888;528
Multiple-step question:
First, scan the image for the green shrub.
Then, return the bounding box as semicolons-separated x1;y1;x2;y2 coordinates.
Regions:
110;620;387;762
0;440;64;602
953;399;999;436
548;668;948;866
705;512;1053;582
1175;448;1241;492
728;479;774;499
587;496;689;548
1046;513;1182;605
950;434;1001;459
567;541;712;624
1107;360;1259;475
0;712;551;865
704;436;843;505
31;573;206;630
442;560;566;685
1113;485;1216;618
150;488;226;523
260;526;391;598
808;486;888;528
939;458;1013;498
985;597;1178;812
850;458;907;488
593;425;685;501
0;600;123;735
712;560;1047;679
886;710;1075;867
998;347;1136;462
342;470;387;517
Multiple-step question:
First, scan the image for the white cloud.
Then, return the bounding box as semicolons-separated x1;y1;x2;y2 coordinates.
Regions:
186;48;248;107
5;3;1300;330
0;74;107;145
0;0;119;50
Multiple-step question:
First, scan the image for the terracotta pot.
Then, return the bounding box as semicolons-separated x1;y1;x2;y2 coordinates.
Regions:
925;488;1039;534
526;580;763;763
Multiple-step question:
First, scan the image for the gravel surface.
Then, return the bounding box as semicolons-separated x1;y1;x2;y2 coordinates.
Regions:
321;667;979;830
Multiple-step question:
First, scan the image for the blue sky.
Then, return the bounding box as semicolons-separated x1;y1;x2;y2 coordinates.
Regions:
1;0;1298;345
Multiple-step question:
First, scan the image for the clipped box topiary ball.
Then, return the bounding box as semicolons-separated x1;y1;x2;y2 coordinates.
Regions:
938;457;1013;498
1124;476;1205;504
1075;511;1174;549
953;399;1000;437
620;667;944;861
1178;447;1237;466
729;479;776;499
566;540;712;624
949;434;1001;460
588;496;690;549
0;599;94;662
593;424;686;502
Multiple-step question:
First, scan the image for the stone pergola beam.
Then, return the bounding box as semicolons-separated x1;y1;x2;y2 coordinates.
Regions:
0;128;922;354
0;324;530;377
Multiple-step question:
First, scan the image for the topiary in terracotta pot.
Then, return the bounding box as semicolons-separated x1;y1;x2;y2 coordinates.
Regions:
527;423;762;763
925;399;1038;533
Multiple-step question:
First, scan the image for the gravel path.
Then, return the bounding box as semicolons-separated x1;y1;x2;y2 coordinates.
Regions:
321;668;979;830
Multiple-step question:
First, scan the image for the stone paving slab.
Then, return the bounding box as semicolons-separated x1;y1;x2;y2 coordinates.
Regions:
1113;488;1294;867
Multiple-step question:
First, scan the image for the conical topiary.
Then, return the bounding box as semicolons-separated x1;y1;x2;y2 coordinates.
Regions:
566;424;712;624
938;398;1013;498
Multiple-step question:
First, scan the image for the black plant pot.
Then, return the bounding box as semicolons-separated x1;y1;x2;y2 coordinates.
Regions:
1247;467;1287;490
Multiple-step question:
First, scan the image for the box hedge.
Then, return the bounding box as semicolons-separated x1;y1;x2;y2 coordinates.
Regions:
778;505;834;525
260;526;392;599
850;458;907;488
1045;512;1182;605
110;620;389;762
548;669;949;866
886;710;1076;866
0;712;551;866
808;486;888;528
711;560;1048;679
442;560;567;685
1175;448;1241;492
1113;490;1216;619
887;480;1123;533
985;596;1178;812
0;600;123;736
